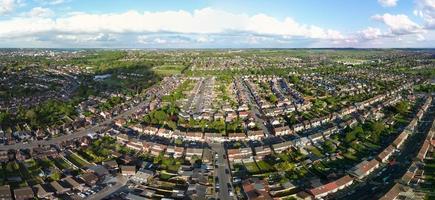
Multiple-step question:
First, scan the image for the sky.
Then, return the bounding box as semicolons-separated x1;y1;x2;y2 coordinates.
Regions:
0;0;434;48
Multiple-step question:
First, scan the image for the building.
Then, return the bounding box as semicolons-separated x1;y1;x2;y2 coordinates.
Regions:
49;181;70;195
131;170;154;184
63;176;86;192
242;179;273;200
392;131;409;149
121;165;136;176
0;185;11;200
379;183;410;200
227;147;253;162
272;141;294;153
185;148;203;161
80;173;99;186
377;145;395;163
274;126;292;136
32;184;52;199
13;187;34;200
254;146;272;160
308;175;354;199
349;159;380;179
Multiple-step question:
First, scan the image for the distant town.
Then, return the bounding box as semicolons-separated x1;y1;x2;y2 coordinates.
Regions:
0;49;434;200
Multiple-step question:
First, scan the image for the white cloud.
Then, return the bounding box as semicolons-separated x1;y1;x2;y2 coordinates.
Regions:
26;7;54;17
55;33;117;43
0;0;17;15
359;27;384;40
416;34;425;41
414;0;435;28
372;13;423;35
0;8;346;41
36;0;66;5
196;35;213;43
378;0;398;7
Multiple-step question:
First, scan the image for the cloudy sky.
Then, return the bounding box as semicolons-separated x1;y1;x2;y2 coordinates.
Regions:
0;0;434;48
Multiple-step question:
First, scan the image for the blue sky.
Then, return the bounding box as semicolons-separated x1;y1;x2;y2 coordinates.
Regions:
0;0;434;48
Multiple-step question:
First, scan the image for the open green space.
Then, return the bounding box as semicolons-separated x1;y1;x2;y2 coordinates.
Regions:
153;64;186;76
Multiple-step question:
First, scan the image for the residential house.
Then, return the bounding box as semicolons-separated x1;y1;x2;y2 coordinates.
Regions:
308;175;354;199
32;184;52;199
131;170;154;184
254;146;272;160
228;132;246;141
274;126;293;136
377;145;395;163
379;183;410;200
174;146;185;158
79;173;98;187
185;148;203;161
349;159;380;179
0;185;11;200
227;148;253;162
272;141;294;153
49;181;70;195
247;130;264;140
13;187;34;200
121;165;136;176
63;176;86;192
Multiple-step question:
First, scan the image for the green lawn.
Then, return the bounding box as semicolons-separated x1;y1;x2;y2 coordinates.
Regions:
244;162;261;174
66;153;92;168
159;170;176;180
54;158;73;170
256;160;274;172
152;64;186;76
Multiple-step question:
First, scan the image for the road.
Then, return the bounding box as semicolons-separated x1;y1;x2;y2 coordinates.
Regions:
87;175;127;200
333;102;435;200
211;143;234;200
0;93;156;150
241;79;273;137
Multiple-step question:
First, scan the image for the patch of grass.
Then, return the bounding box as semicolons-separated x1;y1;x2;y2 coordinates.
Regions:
66;153;92;168
153;64;186;76
257;160;274;172
54;158;73;170
244;162;261;174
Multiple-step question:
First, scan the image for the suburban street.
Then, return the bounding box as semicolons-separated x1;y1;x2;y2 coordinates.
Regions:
211;142;234;200
241;80;273;137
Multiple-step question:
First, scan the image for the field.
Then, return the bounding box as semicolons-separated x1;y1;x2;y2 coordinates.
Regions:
152;64;186;76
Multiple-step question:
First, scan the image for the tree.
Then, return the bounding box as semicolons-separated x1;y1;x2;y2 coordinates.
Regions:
345;131;357;143
323;141;336;153
274;161;295;172
370;121;385;135
394;101;409;115
153;110;167;124
167;120;177;130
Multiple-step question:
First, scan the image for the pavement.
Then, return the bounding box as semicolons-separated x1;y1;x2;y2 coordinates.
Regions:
211;142;234;200
87;175;128;200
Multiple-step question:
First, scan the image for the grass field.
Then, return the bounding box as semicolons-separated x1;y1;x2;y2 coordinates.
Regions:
54;158;74;170
244;161;261;174
66;153;92;168
152;64;186;76
256;160;274;172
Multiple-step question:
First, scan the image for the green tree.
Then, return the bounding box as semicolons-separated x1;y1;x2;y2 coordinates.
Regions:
323;141;336;153
153;110;167;124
